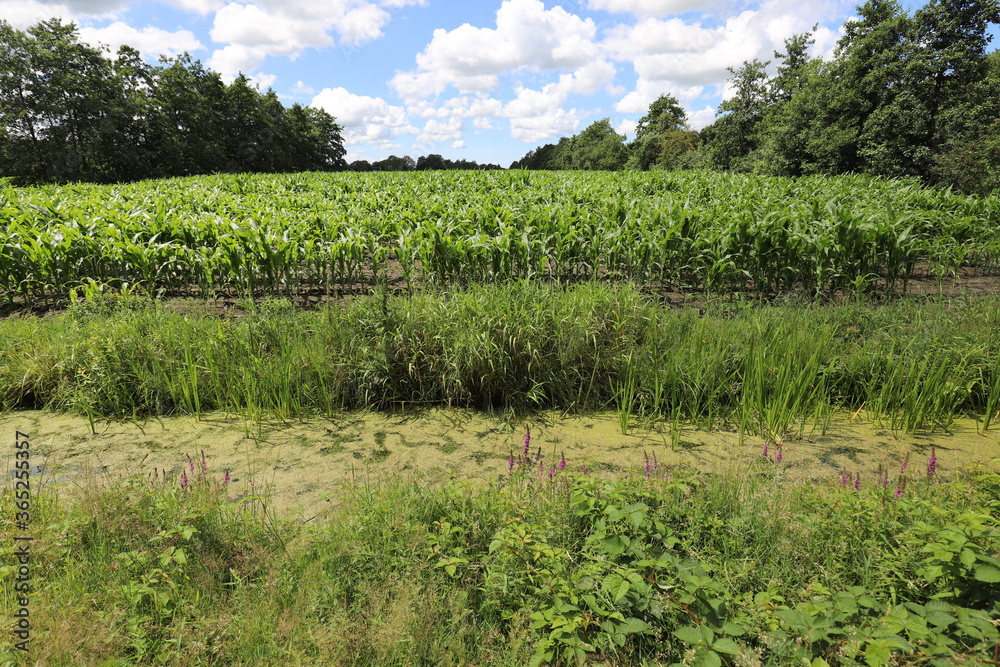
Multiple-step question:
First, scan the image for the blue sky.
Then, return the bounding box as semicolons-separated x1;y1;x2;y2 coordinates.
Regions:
2;0;973;166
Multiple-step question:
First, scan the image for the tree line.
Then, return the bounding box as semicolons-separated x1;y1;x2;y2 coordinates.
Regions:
348;154;503;172
0;19;347;185
512;0;1000;195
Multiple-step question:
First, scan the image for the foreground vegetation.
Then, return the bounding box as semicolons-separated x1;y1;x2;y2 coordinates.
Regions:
2;170;999;304
1;282;998;440
2;447;998;665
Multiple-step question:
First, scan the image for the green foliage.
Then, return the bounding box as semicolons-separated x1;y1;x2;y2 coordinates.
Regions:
0;20;346;184
1;446;998;664
510;119;628;171
703;0;1000;192
2;282;1000;432
1;170;997;305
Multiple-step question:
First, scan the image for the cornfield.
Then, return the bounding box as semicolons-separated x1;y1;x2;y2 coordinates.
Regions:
1;170;998;303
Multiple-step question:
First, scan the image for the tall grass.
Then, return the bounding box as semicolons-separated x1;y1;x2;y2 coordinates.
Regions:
0;283;998;436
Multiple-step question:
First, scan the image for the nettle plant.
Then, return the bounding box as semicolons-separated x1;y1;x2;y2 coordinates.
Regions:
430;436;999;666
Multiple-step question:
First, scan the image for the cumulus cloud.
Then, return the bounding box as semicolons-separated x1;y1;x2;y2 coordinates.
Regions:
391;0;600;100
203;0;426;82
210;3;333;55
79;22;203;59
500;60;617;142
311;86;417;148
207;44;268;79
687;106;716;130
418;117;464;144
0;0;122;28
587;0;721;15
616;118;637;136
607;0;846;126
161;0;225;13
508;107;582;143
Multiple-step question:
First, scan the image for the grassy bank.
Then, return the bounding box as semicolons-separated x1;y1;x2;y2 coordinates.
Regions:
2;448;998;665
1;283;998;438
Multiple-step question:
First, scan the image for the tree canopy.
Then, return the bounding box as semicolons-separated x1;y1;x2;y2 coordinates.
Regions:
703;0;1000;192
0;19;347;184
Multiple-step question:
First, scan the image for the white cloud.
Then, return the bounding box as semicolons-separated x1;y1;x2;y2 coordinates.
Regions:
0;0;121;28
206;44;268;79
451;140;465;149
616;118;637;136
391;0;600;100
203;0;425;81
508;108;582;143
291;80;315;96
607;1;846;126
687;106;716;130
336;3;391;45
249;72;276;90
210;3;333;55
473;117;494;130
418;117;463;144
311;86;416;148
501;60;617;135
161;0;225;13
78;22;203;59
587;0;720;16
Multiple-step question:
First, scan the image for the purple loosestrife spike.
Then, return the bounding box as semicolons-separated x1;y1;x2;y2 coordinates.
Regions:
853;473;861;491
558;453;567;470
508;451;515;473
775;448;783;464
927;446;937;479
900;453;909;475
523;426;531;455
188;455;195;474
181;471;188;487
652;452;659;471
762;441;769;459
840;472;849;487
223;469;231;484
644;451;651;477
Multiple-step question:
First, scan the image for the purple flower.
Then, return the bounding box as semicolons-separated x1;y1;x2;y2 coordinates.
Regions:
523;428;531;456
201;457;208;473
853;474;861;491
900;453;909;475
644;451;651;477
775;449;783;464
508;451;515;473
223;469;231;484
839;472;849;487
181;471;189;487
558;453;567;471
762;441;769;459
927;446;937;479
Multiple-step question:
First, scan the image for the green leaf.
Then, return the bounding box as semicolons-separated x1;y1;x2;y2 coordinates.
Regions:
712;637;740;655
674;625;704;645
694;650;723;667
617;618;651;635
973;563;1000;583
